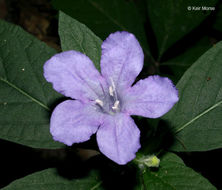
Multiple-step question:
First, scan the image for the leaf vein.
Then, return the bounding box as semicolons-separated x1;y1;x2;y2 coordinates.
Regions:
175;99;222;133
90;181;102;190
0;77;50;111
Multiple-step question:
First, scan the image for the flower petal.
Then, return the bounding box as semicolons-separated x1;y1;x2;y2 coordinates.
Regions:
50;100;103;146
44;50;106;102
100;31;144;89
122;75;179;118
97;113;140;165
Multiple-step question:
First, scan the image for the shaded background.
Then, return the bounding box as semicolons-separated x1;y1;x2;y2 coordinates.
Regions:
1;0;222;189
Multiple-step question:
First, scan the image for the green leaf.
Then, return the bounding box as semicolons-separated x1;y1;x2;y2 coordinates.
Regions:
161;37;212;83
0;20;64;148
59;11;102;69
1;168;103;190
1;155;216;190
136;152;216;190
163;41;222;151
52;0;153;62
213;3;222;33
147;0;218;60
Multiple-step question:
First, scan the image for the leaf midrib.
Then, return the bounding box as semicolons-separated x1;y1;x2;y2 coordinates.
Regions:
90;181;102;190
175;99;222;133
0;77;50;111
88;0;152;59
89;0;127;31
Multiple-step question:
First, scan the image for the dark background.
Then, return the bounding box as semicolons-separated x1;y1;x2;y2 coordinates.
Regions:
1;0;222;189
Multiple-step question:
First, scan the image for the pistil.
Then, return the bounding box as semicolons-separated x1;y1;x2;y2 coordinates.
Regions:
109;78;121;112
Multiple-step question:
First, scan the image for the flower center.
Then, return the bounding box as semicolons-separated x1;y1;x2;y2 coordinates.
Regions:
95;79;120;114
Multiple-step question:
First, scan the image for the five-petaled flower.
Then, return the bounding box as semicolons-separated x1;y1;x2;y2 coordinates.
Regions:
44;31;178;165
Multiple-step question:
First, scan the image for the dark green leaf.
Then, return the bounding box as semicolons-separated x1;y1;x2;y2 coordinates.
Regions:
213;3;222;33
163;41;222;151
59;11;102;69
0;20;64;148
161;37;212;83
1;168;103;190
147;0;218;60
136;152;216;190
53;0;153;62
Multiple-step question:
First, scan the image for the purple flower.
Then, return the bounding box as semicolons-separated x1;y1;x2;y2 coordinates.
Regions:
44;31;178;165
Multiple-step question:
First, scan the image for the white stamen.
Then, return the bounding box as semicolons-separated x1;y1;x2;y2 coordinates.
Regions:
95;99;103;107
109;86;114;96
110;78;116;90
112;100;119;110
